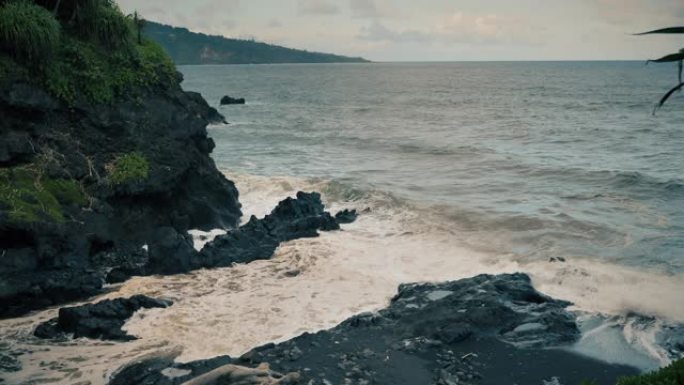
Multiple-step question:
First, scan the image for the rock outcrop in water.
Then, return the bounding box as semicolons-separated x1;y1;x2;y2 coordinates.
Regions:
107;273;638;385
199;192;342;266
220;95;246;105
106;191;352;280
34;295;172;341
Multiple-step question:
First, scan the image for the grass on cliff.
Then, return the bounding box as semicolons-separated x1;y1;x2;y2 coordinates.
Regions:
0;0;60;62
582;359;684;385
0;0;178;104
0;167;87;223
107;152;149;185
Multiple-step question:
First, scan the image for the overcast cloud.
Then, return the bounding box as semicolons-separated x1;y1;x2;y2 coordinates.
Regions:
116;0;684;61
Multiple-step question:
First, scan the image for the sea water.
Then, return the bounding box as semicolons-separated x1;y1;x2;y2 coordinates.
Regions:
2;62;683;384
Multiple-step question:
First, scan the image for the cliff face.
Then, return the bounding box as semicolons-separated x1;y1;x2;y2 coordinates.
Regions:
0;71;241;317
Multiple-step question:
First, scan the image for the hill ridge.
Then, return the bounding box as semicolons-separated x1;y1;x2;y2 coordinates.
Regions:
145;21;369;65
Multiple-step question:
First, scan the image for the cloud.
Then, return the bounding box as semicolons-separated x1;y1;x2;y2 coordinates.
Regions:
349;0;377;18
298;0;340;15
357;12;540;46
593;0;684;28
349;0;399;19
267;18;283;28
358;21;430;42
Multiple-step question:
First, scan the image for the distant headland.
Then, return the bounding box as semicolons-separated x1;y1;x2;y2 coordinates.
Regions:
144;21;370;65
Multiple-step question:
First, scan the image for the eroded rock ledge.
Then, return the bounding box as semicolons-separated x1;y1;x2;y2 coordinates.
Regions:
34;295;172;341
107;191;355;280
107;273;638;385
33;192;355;342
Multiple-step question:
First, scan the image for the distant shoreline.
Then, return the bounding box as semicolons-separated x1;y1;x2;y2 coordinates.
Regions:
145;21;369;65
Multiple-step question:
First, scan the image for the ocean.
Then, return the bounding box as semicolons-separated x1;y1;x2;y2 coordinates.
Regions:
2;62;683;384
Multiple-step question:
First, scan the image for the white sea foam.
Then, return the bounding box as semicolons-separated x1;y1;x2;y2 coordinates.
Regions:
1;172;682;384
188;229;228;251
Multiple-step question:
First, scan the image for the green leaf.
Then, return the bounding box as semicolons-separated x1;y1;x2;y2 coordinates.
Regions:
635;26;684;35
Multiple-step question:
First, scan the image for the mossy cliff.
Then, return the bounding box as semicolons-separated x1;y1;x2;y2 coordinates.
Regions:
0;0;241;317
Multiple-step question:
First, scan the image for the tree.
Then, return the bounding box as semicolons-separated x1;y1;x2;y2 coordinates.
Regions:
637;27;684;113
132;10;144;44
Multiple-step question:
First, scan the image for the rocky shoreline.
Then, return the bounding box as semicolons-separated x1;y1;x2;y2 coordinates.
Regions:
1;3;682;383
0;70;677;385
106;274;639;385
0;66;353;319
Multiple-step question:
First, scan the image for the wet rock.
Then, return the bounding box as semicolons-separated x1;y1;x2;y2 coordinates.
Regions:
220;95;246;105
185;91;227;124
334;209;358;224
109;355;177;385
109;353;233;385
146;227;199;275
34;295;172;341
199;192;343;267
109;274;637;385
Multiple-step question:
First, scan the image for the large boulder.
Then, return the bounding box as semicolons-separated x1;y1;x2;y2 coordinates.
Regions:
199;192;342;267
220;95;246;105
34;295;172;341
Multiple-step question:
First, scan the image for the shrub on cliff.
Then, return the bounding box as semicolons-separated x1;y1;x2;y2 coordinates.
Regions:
107;152;149;185
616;359;684;385
0;0;60;63
581;359;684;385
0;167;86;223
73;0;130;48
0;0;178;104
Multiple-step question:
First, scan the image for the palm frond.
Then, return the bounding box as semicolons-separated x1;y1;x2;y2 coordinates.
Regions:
646;52;684;63
635;26;684;35
653;82;684;114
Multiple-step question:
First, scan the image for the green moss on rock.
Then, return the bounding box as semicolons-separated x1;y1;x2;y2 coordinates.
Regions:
108;152;149;185
0;167;86;223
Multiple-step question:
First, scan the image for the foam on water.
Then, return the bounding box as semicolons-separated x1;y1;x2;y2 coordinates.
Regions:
1;173;682;384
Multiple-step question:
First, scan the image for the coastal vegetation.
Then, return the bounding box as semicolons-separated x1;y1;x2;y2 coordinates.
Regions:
144;21;369;65
0;166;86;223
582;359;684;385
616;359;684;385
107;152;149;185
0;0;177;104
0;0;176;225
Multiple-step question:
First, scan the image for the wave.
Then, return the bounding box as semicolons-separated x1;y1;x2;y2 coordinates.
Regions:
517;165;684;198
2;172;683;385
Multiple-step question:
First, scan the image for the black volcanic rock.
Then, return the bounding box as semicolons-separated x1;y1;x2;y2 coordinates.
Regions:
199;191;342;267
186;91;227;124
334;209;358;224
104;192;353;282
0;77;241;318
108;274;639;385
220;95;246;105
34;295;172;341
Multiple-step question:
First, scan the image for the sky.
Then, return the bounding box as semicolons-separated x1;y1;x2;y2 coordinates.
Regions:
116;0;684;62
